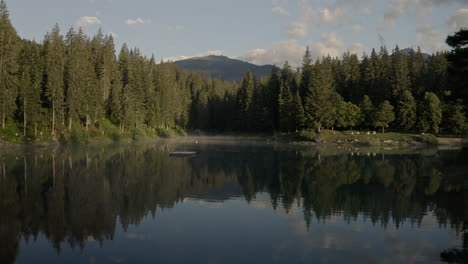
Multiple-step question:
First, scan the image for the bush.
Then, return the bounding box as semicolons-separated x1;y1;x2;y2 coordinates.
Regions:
297;130;317;141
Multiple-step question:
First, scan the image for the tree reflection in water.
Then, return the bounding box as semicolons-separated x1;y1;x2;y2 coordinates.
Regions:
0;139;467;263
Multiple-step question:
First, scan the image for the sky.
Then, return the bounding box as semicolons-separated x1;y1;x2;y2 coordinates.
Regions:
7;0;468;67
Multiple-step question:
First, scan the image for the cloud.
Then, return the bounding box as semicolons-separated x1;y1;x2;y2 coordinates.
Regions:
242;34;365;67
288;21;308;38
242;39;305;66
288;1;351;38
447;8;468;31
76;16;101;28
109;32;118;38
415;24;446;53
272;6;291;17
382;0;468;28
162;50;223;62
312;32;345;58
125;18;151;25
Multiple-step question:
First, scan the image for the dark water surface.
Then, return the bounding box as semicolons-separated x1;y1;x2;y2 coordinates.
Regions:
1;137;467;264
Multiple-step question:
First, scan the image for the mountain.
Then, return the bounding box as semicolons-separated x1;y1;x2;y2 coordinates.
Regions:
174;55;273;82
400;48;431;60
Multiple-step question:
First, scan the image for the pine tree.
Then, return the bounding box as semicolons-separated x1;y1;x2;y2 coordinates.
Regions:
18;40;42;137
443;99;467;134
359;95;374;129
237;71;256;130
396;90;417;131
374;100;395;133
292;91;305;132
303;57;336;131
0;0;19;128
278;62;296;132
299;46;313;99
266;66;281;131
419;92;442;133
44;24;66;134
390;45;411;99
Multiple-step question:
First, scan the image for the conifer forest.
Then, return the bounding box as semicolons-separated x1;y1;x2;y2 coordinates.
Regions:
0;0;467;143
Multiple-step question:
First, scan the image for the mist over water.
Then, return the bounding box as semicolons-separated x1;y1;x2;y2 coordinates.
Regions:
1;138;467;264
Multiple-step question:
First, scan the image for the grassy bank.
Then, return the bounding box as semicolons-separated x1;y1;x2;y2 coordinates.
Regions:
0;119;187;146
272;129;442;147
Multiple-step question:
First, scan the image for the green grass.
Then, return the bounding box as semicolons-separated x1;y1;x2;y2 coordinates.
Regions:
0;118;188;145
317;130;438;146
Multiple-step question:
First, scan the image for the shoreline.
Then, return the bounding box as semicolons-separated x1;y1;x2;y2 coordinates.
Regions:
1;132;467;151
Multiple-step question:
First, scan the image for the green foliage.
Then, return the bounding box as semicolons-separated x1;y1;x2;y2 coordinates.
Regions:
374;101;395;133
396;90;417;131
443;100;467;134
0;0;467;146
419;92;442;134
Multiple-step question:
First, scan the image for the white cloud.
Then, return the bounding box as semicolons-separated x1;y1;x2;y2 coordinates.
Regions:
447;8;468;31
318;7;348;26
76;16;101;28
382;0;468;29
415;24;446;53
312;32;345;58
242;34;365;67
242;39;305;66
162;50;223;62
125;18;151;25
288;21;308;38
272;6;291;17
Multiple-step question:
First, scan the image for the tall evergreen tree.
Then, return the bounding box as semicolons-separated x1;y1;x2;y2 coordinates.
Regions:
390;45;411;99
419;92;442;134
303;57;336;131
360;95;375;129
44;24;66;134
0;0;19;128
396;90;417;131
237;71;256;130
18;40;42;136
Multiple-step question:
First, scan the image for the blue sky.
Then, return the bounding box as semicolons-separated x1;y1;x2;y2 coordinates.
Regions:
8;0;468;66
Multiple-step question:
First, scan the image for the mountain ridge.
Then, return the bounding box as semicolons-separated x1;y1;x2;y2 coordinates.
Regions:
174;55;273;82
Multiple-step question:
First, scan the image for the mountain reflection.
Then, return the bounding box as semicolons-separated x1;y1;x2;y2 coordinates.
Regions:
0;139;467;263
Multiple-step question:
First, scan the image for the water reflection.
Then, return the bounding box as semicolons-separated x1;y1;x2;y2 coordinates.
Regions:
0;139;467;263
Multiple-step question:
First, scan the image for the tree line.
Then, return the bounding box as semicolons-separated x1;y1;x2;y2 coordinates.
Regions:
0;0;467;141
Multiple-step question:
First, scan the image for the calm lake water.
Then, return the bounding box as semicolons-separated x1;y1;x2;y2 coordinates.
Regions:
1;137;467;264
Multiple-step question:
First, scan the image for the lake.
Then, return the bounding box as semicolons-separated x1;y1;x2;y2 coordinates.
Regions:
1;137;467;264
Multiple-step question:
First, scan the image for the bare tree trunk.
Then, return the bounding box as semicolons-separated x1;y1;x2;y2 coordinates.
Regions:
34;123;37;137
2;113;5;129
23;98;27;137
52;100;55;135
382;126;385;133
68;117;72;131
86;114;89;132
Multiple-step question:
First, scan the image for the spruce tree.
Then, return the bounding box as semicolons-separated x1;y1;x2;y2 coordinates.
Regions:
44;24;66;134
359;95;374;129
237;71;255;130
18;40;42;137
303;57;336;131
390;45;411;99
419;92;442;134
0;0;19;129
299;47;313;99
396;90;417;131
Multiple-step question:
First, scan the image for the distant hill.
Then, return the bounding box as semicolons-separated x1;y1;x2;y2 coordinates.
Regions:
174;55;273;82
400;48;431;60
